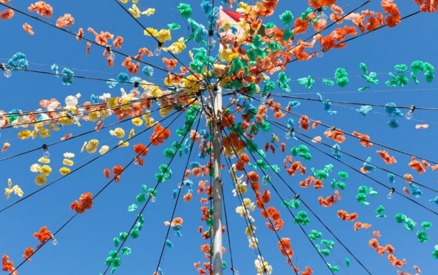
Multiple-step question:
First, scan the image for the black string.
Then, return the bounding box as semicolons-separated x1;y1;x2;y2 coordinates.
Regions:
0;102;186;214
273;93;438;111
101;106;201;275
223;115;373;274
152;109;202;273
223;156;269;275
221;184;237;275
113;0;205;87
0;2;202;86
0;92;194;162
222;126;333;275
9;99;191;275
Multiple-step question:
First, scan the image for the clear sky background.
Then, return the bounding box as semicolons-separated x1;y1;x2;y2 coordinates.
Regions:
1;0;438;275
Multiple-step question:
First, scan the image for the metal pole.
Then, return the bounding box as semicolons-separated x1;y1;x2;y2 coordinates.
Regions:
212;86;223;275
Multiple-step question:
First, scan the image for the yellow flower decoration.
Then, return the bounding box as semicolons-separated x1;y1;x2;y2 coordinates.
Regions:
38;157;50;164
245;225;256;236
88;110;100;122
5;178;24;200
129;129;135;139
163;37;186;54
59;167;71;176
40;165;52;176
107;97;119;109
218;76;231;87
18;130;31;140
119;0;129;3
100;110;109;120
48;124;60;131
81;141;87;153
35;175;47;186
99;145;109;155
132;117;143;126
86;139;99;153
142;8;155;16
63;152;75;158
237;2;250;13
144;27;158;37
242;198;252;208
151;86;164;98
140;80;154;91
110;128;125;138
160;106;172;117
219;47;238;63
63;159;74;166
146;117;155;128
118;140;129;147
156;29;171;43
39;128;51;138
183;75;202;94
128;4;141;18
120;95;132;110
235;183;247;195
30;163;41;173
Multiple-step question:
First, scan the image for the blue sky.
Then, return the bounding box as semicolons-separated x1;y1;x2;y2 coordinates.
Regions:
1;0;438;275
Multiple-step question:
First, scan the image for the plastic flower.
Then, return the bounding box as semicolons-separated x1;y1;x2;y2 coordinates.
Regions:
142;8;155;16
132;117;143;126
30;163;42;173
40;165;52;176
99;145;109;155
156;29;171;43
35;175;47;186
254;256;273;275
38;157;50;163
59;167;71;175
18;130;32;139
5;178;24;199
86;139;99;153
63;159;74;166
63;152;75;158
110;128;125;138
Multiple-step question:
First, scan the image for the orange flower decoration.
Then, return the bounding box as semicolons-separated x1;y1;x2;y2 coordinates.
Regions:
70;192;93;214
150;124;170;146
23;247;34;262
34;226;52;243
23;23;35;35
324;128;345;143
162;58;178;70
133;143;149;156
337;210;358;221
299;115;310;130
376;150;397;164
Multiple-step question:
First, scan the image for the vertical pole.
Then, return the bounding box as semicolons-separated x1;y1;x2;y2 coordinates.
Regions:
212;86;223;275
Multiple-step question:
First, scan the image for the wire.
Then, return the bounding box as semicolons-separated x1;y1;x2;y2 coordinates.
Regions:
0;93;193;162
152;109;202;273
9;98;191;275
271;93;438;111
222;128;306;275
295;131;438;214
223;156;270;275
238;90;438;167
227;122;374;274
0;101;188;214
9;67;179;91
113;0;205;86
222;183;237;275
101;106;201;275
222;123;342;275
0;2;204;87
